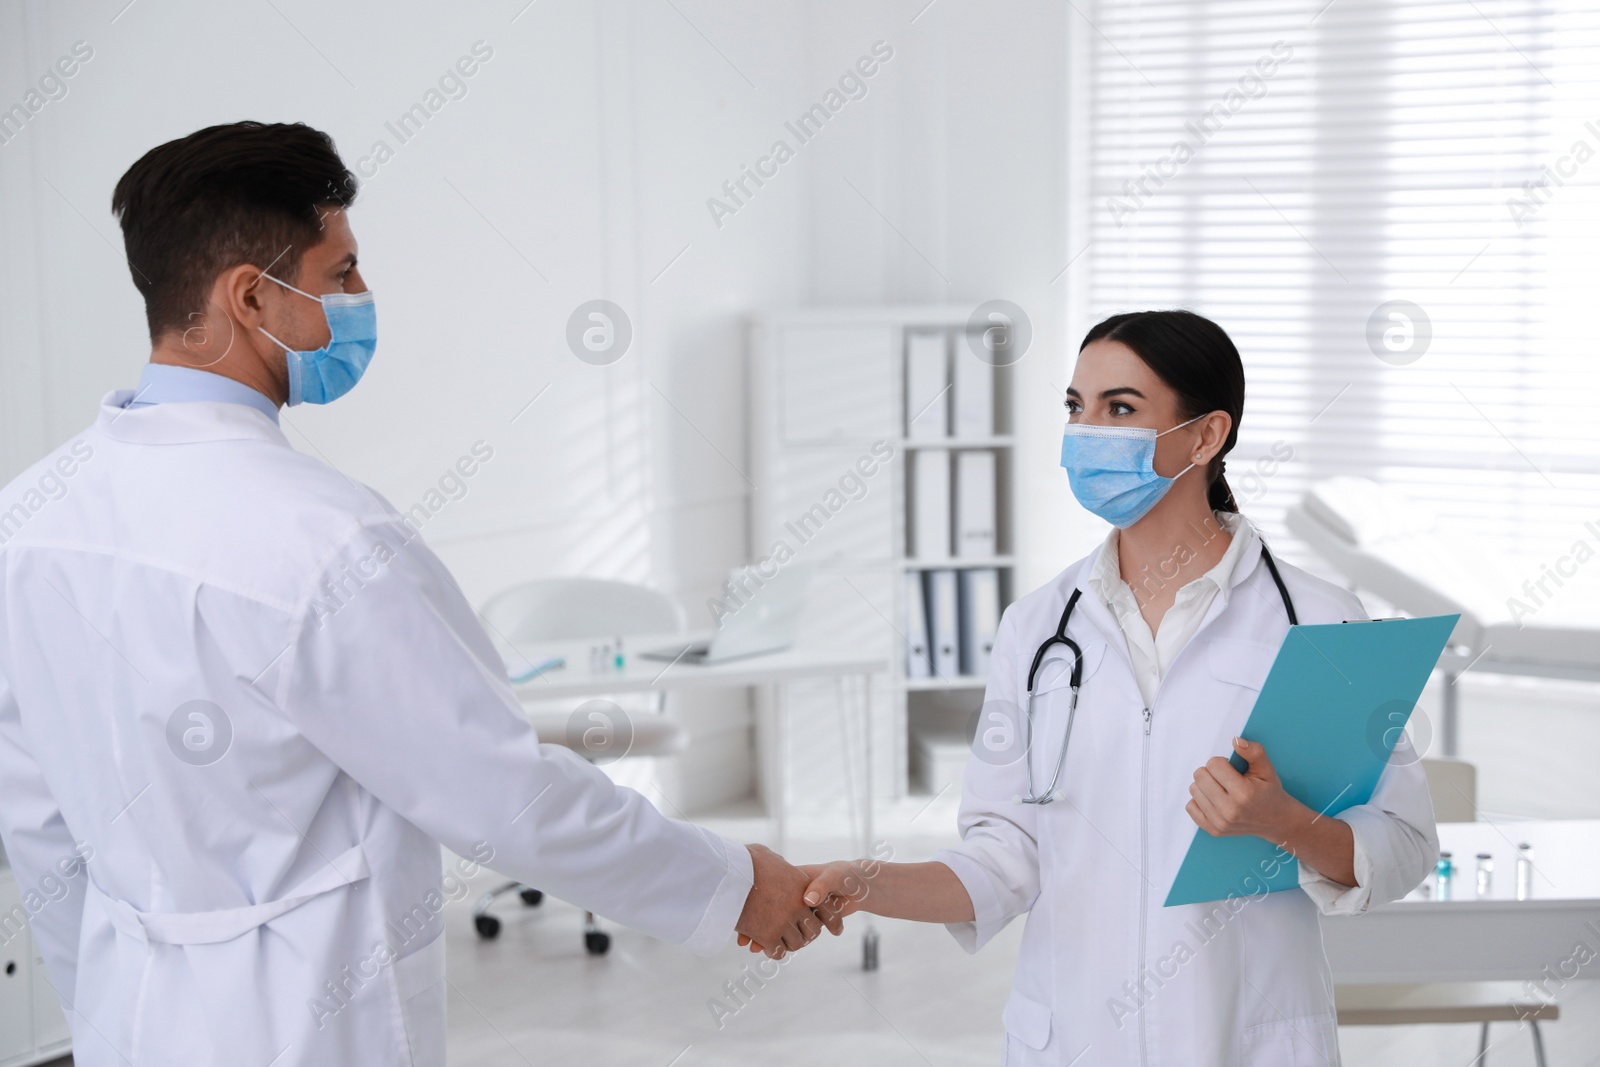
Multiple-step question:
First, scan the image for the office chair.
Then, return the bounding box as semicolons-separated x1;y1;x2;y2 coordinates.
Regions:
471;577;688;955
1333;757;1558;1065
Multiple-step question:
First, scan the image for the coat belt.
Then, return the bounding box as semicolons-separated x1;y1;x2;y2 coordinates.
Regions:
89;844;370;945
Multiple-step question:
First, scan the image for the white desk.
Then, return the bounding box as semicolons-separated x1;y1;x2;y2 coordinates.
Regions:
511;634;882;700
1323;819;1600;984
508;633;888;965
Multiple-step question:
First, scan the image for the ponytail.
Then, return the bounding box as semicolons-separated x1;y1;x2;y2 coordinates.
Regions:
1208;463;1238;514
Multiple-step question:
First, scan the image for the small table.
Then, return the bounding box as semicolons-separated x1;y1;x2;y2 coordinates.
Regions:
509;632;888;967
1323;819;1600;984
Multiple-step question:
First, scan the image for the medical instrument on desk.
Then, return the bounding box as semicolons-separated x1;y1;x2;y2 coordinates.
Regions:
1516;843;1534;900
1475;852;1493;898
1015;544;1300;805
1436;851;1453;900
508;655;566;684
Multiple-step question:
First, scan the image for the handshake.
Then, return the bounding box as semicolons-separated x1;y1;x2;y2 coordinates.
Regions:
732;844;877;958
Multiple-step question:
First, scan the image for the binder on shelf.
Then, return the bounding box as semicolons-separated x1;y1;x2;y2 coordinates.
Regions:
905;332;950;438
911;449;952;559
958;568;1001;677
954;450;997;558
905;572;933;678
926;569;961;679
953;347;994;438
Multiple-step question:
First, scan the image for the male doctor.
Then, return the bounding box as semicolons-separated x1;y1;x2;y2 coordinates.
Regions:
0;121;828;1066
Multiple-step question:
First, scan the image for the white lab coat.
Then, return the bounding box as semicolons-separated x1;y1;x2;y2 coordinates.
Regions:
0;394;754;1066
936;538;1438;1067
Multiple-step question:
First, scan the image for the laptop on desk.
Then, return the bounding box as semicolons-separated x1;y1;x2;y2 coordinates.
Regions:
642;564;812;665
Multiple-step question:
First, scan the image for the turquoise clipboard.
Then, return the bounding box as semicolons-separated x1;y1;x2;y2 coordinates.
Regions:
1163;613;1459;908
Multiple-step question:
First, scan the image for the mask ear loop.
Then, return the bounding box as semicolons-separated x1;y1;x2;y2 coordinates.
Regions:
257;273;323;389
1154;412;1207;438
1154;412;1209;482
257;326;294;352
261;272;322;303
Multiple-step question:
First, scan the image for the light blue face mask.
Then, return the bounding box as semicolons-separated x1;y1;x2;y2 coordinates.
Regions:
1059;415;1205;528
257;274;377;406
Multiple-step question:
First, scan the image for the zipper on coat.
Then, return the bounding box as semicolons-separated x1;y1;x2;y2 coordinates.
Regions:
1138;704;1151;1067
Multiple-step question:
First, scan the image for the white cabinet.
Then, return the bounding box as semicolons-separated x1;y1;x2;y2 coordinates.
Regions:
776;326;898;443
0;868;71;1067
750;307;1017;807
0;875;35;1063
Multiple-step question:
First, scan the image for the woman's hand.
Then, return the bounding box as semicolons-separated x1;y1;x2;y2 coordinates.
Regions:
1186;736;1359;887
1186;736;1299;841
801;860;874;925
741;858;976;951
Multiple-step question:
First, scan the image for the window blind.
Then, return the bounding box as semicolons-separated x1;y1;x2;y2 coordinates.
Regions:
1078;0;1600;591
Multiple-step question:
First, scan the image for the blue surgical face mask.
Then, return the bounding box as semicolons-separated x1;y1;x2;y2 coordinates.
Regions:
1059;414;1205;528
257;274;377;406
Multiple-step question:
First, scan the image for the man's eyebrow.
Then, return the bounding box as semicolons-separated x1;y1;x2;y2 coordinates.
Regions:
334;253;357;270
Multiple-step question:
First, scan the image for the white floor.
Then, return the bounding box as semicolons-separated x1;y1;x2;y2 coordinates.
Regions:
444;888;1019;1067
440;888;1599;1067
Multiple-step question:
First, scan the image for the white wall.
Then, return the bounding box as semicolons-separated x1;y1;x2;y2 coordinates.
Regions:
0;0;1085;812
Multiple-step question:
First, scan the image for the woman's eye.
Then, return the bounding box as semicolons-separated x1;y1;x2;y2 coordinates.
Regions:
1063;398;1082;414
1110;401;1134;416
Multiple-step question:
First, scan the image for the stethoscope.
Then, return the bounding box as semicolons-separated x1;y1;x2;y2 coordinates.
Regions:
1015;543;1299;805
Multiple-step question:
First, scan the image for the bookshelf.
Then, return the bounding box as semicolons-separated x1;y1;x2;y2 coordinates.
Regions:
748;306;1017;801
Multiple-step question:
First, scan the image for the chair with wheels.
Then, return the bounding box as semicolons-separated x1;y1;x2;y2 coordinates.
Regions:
470;577;688;956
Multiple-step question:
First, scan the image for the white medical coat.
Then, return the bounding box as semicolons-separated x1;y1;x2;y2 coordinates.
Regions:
936;540;1438;1067
0;394;754;1066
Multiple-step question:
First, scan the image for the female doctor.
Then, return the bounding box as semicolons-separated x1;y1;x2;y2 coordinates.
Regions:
797;311;1438;1066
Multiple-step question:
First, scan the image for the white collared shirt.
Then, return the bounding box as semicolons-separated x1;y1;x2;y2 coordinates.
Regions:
1087;510;1260;707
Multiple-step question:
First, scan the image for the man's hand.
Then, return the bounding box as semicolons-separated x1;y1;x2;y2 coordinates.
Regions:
1186;736;1298;840
735;844;842;958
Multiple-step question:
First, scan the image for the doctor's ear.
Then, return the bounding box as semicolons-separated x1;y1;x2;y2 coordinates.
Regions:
197;264;264;335
1190;410;1233;465
221;265;276;326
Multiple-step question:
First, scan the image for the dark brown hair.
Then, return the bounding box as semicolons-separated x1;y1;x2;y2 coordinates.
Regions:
112;121;358;341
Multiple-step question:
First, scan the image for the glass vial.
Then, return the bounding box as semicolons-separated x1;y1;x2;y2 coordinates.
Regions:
1435;851;1453;901
1475;852;1493;899
1516;843;1534;901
